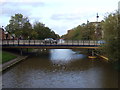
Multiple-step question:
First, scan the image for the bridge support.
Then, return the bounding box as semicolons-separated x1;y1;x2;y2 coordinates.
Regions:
92;49;94;56
20;48;23;56
27;48;28;53
88;49;95;56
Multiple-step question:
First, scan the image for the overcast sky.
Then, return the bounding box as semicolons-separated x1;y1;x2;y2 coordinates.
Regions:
0;0;119;35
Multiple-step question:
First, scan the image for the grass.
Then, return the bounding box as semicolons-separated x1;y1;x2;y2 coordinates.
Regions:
1;51;17;64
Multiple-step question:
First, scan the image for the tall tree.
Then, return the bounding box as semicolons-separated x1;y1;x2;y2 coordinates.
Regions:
33;22;59;39
102;12;119;62
5;13;32;39
63;23;95;40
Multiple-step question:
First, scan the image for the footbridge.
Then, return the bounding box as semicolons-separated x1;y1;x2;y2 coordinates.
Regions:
1;40;104;49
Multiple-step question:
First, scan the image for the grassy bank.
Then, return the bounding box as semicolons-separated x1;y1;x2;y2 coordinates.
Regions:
1;51;17;64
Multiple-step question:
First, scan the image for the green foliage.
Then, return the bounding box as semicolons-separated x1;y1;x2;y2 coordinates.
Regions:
2;51;17;64
5;13;60;40
63;23;95;40
5;14;32;39
33;22;59;39
102;12;119;62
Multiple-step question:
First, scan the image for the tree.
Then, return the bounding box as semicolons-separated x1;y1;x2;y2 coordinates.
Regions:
5;14;60;40
62;23;95;40
102;12;119;62
5;13;32;39
33;22;59;39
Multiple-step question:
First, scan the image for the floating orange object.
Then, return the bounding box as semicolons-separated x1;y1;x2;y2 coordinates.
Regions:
99;55;109;61
88;56;97;59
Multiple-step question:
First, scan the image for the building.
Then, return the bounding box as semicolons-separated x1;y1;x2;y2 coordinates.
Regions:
0;28;5;40
0;28;12;40
89;21;102;40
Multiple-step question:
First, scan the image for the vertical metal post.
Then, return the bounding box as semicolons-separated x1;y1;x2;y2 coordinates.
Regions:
18;40;19;46
13;39;14;46
94;40;95;45
34;40;35;45
23;40;25;45
29;40;30;45
39;40;41;45
7;40;8;45
89;40;90;45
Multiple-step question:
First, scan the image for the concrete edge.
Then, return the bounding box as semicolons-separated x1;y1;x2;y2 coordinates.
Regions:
0;56;28;72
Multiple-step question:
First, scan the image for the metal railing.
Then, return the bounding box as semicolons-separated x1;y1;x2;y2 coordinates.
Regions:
2;40;103;46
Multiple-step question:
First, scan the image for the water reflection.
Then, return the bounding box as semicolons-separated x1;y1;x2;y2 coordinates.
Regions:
2;49;118;88
50;49;86;65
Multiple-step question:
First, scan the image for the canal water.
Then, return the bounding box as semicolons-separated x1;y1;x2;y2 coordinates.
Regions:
2;49;118;88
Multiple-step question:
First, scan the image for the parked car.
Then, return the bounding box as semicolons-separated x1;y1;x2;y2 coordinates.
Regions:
97;40;105;44
43;38;57;44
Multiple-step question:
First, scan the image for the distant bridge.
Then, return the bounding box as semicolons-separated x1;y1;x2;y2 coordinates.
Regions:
1;40;103;49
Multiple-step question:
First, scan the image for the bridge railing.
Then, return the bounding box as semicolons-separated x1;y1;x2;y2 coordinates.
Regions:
2;40;102;46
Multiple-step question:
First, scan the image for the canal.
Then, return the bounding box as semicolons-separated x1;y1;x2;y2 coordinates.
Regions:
2;49;118;88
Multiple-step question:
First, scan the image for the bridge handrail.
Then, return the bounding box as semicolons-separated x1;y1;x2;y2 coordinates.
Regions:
2;40;102;46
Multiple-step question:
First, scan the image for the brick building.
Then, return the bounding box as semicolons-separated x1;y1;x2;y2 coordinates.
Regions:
0;28;5;40
0;28;12;40
89;22;103;40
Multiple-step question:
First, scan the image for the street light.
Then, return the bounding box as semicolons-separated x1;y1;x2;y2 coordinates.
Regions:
96;13;99;40
96;13;99;22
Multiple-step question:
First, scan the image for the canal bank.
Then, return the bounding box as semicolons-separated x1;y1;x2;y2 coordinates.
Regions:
1;55;28;71
1;50;28;71
1;49;48;71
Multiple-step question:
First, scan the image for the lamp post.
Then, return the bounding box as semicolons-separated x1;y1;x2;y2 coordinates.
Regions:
96;13;99;40
96;13;99;22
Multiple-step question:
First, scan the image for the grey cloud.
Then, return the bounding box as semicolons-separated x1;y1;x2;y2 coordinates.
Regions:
1;1;45;17
1;1;45;16
51;13;82;21
1;6;31;17
2;1;45;7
